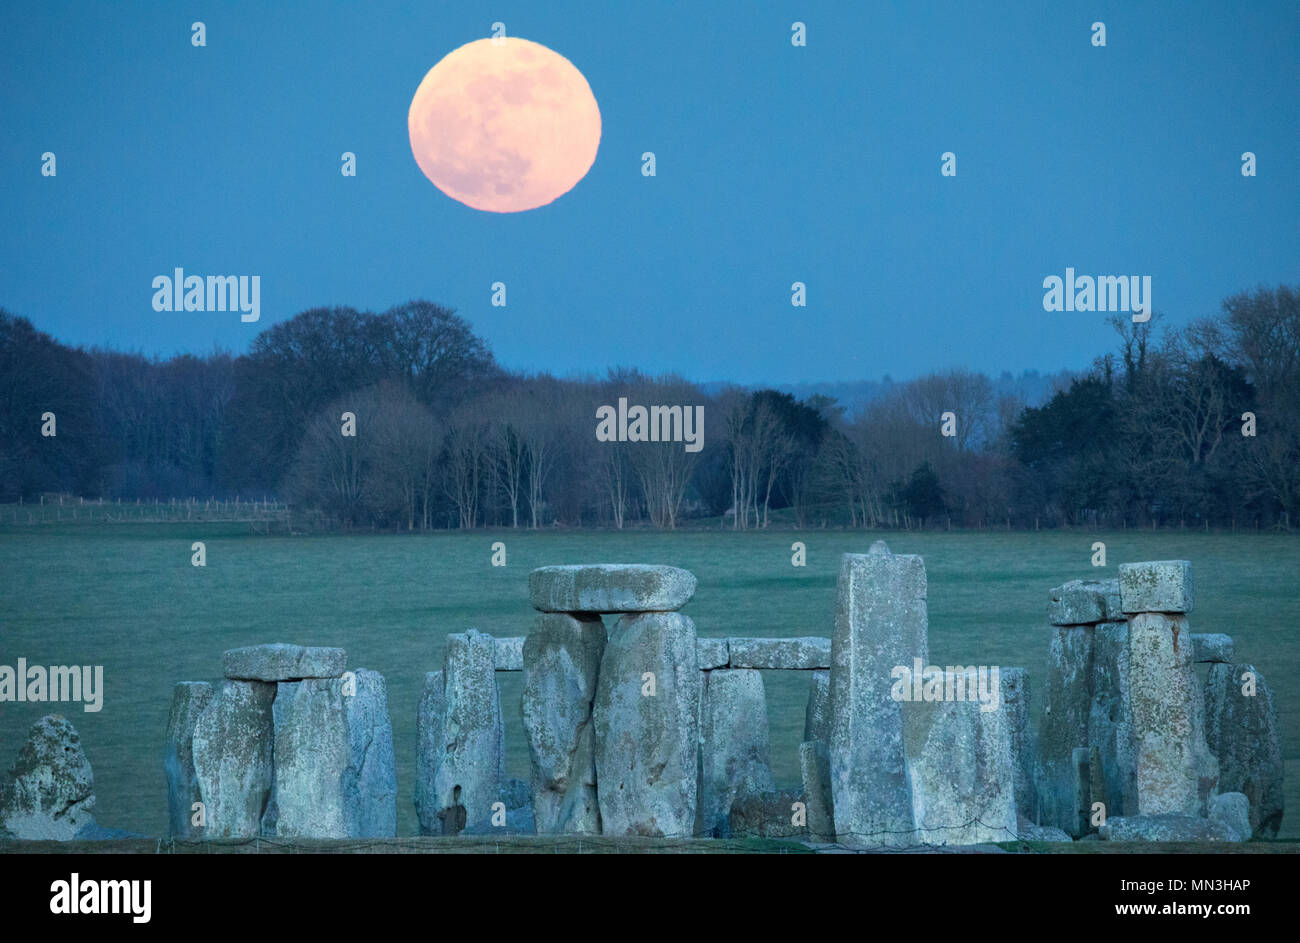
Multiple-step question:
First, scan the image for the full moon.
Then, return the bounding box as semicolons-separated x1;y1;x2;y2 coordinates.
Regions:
408;37;601;213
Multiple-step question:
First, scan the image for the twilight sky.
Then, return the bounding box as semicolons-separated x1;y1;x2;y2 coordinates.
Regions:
1;0;1296;385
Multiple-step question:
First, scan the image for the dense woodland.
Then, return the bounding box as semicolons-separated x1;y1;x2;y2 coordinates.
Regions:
1;286;1297;531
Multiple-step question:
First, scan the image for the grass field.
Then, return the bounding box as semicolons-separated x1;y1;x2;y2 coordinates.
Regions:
1;525;1296;839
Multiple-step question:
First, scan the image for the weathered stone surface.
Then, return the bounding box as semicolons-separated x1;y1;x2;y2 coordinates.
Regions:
1071;746;1107;837
696;637;729;670
799;740;834;842
594;612;700;837
1192;634;1234;664
1119;560;1193;614
1088;621;1137;816
501;778;531;811
342;668;397;838
192;680;275;838
696;669;775;836
803;669;830;744
164;681;214;839
262;678;350;838
414;671;447;835
1048;578;1121;626
829;541;928;846
521;613;606;835
461;803;536;835
414;629;505;835
1209;792;1252;843
729;790;806;839
904;670;1019;845
222;643;346;682
727;636;830;670
999;668;1036;823
530;564;696;613
1204;663;1284;838
1127;612;1218;816
0;715;96;840
1038;622;1095;834
493;636;525;671
1099;814;1233;842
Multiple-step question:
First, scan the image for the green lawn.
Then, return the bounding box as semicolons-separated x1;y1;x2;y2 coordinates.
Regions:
1;525;1295;838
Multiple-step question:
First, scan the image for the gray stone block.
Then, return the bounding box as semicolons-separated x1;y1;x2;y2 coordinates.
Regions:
222;643;346;682
1119;561;1193;614
530;564;696;613
727;636;830;670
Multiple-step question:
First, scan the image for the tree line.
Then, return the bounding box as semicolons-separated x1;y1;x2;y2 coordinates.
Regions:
1;285;1296;530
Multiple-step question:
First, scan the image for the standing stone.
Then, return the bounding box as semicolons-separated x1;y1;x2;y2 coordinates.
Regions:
263;678;350;838
1038;622;1095;834
192;680;275;838
530;564;696;613
904;670;1018;845
1127;612;1218;816
415;629;505;835
414;671;447;835
1088;621;1137;816
594;612;700;837
999;668;1036;823
1204;663;1283;838
696;669;775;836
799;740;834;842
164;681;214;838
521;613;606;834
0;715;97;840
803;669;830;744
342;669;397;838
829;541;928;846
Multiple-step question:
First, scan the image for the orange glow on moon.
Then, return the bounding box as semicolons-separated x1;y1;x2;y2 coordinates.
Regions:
408;37;601;213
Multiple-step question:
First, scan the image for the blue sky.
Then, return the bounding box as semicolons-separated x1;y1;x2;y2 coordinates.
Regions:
1;0;1296;385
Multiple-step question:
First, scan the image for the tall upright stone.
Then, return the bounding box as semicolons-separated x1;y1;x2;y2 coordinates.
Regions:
1204;663;1284;838
191;680;275;838
696;668;775;836
999;668;1036;823
521;613;607;834
803;669;830;744
594;612;700;837
829;541;928;846
1037;578;1120;834
1126;610;1218;816
1088;620;1136;815
798;739;835;842
164;681;214;838
414;629;505;835
263;678;350;838
342;668;397;838
904;669;1018;845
